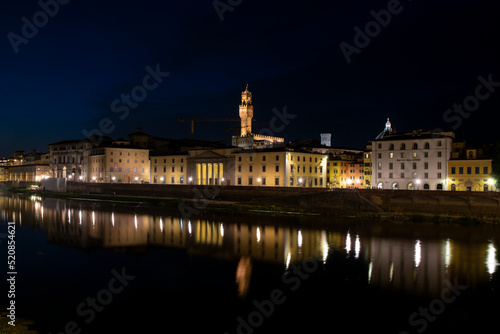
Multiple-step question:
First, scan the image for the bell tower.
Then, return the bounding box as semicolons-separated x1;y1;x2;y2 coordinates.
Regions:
239;83;253;136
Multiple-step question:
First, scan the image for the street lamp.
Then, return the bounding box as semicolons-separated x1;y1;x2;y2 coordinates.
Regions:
416;179;421;190
298;178;303;187
257;178;261;186
188;177;193;184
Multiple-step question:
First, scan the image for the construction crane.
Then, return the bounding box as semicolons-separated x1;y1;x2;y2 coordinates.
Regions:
177;117;254;139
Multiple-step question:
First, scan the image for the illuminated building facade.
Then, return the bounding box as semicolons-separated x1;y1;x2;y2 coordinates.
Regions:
448;144;495;191
88;145;150;183
371;119;455;190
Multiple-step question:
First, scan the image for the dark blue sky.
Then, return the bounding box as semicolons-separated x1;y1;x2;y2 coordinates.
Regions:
1;0;500;157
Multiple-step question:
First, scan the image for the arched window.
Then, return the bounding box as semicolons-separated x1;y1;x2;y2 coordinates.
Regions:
392;182;399;190
407;182;414;190
400;143;406;150
437;184;443;190
413;143;418;149
389;143;394;150
424;183;430;190
424;142;430;149
451;184;456;191
377;182;383;189
484;184;489;192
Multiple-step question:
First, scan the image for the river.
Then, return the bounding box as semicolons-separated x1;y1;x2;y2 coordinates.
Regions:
1;191;499;333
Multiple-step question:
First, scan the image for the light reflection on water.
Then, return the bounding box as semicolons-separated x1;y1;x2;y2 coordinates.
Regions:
1;193;499;298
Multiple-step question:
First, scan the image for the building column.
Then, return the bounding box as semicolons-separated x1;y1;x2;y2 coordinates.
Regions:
213;163;219;185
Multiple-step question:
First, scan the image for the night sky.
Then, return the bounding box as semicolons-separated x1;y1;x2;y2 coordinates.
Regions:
1;0;500;157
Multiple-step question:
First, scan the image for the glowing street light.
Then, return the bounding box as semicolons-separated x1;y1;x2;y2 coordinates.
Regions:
298;178;303;187
416;179;421;190
257;178;261;186
188;177;193;184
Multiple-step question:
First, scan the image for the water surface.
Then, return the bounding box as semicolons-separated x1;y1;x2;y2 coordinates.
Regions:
1;192;499;333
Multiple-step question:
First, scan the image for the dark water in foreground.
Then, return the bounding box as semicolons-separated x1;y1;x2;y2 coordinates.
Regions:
1;192;500;334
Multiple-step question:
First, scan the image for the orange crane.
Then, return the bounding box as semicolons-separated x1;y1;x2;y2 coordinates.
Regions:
177;117;253;139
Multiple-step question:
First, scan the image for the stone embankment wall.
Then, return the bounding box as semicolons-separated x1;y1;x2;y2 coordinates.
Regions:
5;180;500;217
65;181;325;202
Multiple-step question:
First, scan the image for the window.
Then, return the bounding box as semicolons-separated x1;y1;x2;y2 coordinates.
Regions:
475;166;480;174
389;163;393;170
249;156;253;162
484;166;489;174
451;167;456;174
389;143;394;150
238;165;241;172
180;177;184;184
172;166;175;172
141;168;144;173
238;177;242;185
275;165;280;172
276;155;279;161
172;158;175;163
424;142;430;149
437;172;442;178
291;165;294;172
459;167;464;174
389;152;394;159
248;177;253;185
400;152;405;158
413;143;418;149
249;165;253;172
238;157;242;162
467;167;472;174
424;152;428;158
163;166;166;172
171;176;175;184
413;162;417;170
378;153;382;158
437;162;442;170
412;152;417;158
400;143;406;150
263;156;266;161
424;162;428;170
389;172;393;178
290;177;294;186
437;151;442;157
275;177;280;186
401;162;405;169
262;177;266;185
378;172;382;178
401;172;405;178
378;162;382;170
134;168;137;172
262;165;266;172
424;172;428;178
437;141;442;147
154;166;157;172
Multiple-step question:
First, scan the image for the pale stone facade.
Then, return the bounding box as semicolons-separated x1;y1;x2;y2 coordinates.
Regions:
88;146;150;183
371;120;454;190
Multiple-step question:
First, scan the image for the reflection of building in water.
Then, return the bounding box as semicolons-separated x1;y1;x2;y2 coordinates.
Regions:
368;237;497;297
2;194;498;297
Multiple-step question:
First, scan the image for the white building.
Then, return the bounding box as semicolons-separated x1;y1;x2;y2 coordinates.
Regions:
371;119;454;190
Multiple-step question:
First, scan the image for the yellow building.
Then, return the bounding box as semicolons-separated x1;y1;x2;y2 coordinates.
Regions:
448;148;495;191
363;144;372;189
150;153;188;184
88;145;150;183
234;149;327;187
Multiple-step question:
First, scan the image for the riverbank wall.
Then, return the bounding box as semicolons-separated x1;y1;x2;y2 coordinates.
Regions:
3;181;500;218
